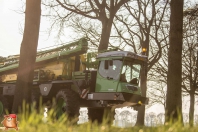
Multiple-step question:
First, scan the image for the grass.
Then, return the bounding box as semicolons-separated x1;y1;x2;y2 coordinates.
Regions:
0;104;197;132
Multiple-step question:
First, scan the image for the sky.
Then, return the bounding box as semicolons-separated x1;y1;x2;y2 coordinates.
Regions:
0;0;198;57
0;0;67;57
0;0;22;56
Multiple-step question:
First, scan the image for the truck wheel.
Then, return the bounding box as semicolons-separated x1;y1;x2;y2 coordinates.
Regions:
0;95;9;116
88;108;104;123
56;89;80;119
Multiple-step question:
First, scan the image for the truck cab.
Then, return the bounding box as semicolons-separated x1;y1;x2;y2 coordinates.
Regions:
87;51;148;107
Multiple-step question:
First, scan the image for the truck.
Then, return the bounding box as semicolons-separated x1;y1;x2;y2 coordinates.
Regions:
0;38;148;122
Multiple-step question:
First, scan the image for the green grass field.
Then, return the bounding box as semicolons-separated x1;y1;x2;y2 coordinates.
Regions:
0;105;197;132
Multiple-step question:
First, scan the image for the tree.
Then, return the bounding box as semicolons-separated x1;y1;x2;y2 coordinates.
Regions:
182;6;198;126
165;0;184;122
66;0;169;125
113;0;169;125
44;0;168;125
150;11;198;125
12;0;41;113
43;0;130;51
147;80;167;110
143;2;198;125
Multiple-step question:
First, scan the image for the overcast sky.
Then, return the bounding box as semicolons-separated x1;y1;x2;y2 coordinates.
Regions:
1;0;198;57
0;0;22;56
0;0;72;57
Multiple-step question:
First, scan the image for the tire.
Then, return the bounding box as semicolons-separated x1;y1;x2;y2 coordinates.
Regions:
55;89;80;118
0;95;9;116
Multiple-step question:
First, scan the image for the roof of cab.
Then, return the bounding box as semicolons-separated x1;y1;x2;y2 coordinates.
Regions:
97;51;147;62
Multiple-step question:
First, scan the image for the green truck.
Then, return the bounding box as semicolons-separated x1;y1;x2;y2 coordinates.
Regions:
0;38;148;122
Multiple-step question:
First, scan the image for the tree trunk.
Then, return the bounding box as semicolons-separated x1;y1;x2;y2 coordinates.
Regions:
135;33;149;126
135;69;147;125
98;18;114;52
12;0;41;113
165;0;183;123
189;91;195;126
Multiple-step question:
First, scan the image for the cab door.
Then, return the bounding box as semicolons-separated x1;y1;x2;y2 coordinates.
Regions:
95;60;122;92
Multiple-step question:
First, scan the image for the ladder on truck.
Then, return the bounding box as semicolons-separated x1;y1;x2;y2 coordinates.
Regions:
0;38;88;74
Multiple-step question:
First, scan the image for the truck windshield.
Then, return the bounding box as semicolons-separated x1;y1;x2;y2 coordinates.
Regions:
98;60;122;80
120;61;141;85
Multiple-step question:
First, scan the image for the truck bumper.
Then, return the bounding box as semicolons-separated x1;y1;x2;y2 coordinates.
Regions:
87;92;149;105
